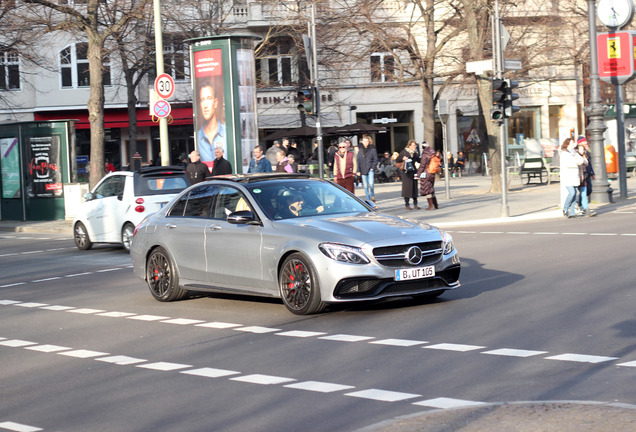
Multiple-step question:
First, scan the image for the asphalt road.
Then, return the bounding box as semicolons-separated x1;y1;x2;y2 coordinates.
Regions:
1;209;636;431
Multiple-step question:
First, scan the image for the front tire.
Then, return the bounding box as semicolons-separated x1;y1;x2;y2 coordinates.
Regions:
121;223;135;252
279;253;326;315
146;247;187;302
74;222;93;250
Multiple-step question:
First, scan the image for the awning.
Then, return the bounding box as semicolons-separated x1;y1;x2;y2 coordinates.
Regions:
34;107;194;129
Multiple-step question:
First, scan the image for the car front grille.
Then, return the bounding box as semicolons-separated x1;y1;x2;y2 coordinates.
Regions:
333;265;461;299
372;241;443;268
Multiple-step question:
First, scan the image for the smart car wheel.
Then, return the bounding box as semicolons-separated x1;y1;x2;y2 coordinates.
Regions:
74;222;93;250
146;247;187;302
121;223;135;252
279;253;325;315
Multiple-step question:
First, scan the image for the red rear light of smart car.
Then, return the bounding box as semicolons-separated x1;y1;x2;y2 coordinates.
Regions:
135;197;145;213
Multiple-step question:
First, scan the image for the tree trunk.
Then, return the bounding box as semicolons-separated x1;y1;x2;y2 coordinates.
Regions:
87;32;105;188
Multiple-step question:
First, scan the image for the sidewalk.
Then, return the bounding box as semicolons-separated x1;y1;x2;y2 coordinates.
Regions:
1;174;635;234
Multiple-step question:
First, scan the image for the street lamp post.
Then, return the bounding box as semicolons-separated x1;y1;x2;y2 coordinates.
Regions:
586;0;611;203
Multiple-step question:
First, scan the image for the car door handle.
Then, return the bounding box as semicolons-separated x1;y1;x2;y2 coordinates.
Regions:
208;225;222;231
165;223;177;229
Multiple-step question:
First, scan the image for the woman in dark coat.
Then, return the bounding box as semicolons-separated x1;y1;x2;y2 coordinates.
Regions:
398;140;420;210
417;144;440;210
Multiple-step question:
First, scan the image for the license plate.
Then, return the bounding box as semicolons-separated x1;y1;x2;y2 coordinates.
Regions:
395;266;435;281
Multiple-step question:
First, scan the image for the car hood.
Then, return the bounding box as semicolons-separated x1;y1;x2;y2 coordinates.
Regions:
273;212;440;244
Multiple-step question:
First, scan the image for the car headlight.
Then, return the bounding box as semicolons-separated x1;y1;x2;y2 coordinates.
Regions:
441;230;455;254
319;243;370;264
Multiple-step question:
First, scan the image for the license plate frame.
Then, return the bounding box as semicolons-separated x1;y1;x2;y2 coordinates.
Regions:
394;266;435;281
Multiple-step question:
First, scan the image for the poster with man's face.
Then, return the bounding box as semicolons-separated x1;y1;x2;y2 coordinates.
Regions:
193;49;225;168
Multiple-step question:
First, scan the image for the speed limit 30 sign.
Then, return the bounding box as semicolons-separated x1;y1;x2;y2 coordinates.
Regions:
154;73;175;99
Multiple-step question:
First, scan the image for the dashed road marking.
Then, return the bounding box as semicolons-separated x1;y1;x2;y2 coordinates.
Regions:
413;397;486;409
482;348;547;358
230;374;296;385
284;381;355;393
370;338;428;347
345;389;421;402
137;362;191;371
59;349;109;359
318;334;374;342
424;343;485;352
181;367;240;378
545;353;618;363
0;421;43;432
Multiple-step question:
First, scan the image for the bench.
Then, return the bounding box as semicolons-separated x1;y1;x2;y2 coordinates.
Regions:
520;157;548;184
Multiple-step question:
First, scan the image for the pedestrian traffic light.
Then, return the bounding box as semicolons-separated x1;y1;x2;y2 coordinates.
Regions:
503;79;520;118
491;78;506;121
297;87;314;115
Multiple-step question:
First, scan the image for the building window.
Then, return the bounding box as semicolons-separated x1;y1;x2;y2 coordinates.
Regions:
256;37;301;88
0;50;20;90
149;34;189;82
60;42;111;89
371;53;395;83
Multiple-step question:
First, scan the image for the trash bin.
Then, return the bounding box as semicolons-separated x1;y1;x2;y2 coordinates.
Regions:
605;145;618;174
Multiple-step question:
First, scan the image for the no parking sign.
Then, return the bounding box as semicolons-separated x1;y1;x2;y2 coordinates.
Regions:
153;99;171;118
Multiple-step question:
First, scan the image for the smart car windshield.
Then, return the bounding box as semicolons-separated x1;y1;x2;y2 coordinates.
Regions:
246;179;370;220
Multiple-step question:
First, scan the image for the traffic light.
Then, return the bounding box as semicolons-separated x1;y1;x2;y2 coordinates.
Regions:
491;78;506;121
503;79;520;118
297;87;314;115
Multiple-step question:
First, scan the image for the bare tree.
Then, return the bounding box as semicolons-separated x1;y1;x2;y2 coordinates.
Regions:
21;0;152;187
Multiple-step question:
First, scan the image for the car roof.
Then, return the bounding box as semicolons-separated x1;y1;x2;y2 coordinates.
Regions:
204;173;313;184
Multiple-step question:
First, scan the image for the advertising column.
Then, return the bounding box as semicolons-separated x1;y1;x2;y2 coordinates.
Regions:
189;35;260;174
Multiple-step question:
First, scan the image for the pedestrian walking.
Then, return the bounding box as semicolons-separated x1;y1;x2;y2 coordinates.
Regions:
186;150;210;184
210;147;232;176
398;139;421;210
275;149;294;173
333;140;357;193
560;137;584;218
356;134;378;202
247;145;273;173
576;138;596;217
417;143;441;210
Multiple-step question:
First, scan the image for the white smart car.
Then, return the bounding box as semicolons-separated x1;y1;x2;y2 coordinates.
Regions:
73;166;190;251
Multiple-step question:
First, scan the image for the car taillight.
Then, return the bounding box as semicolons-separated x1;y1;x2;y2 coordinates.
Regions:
135;198;145;213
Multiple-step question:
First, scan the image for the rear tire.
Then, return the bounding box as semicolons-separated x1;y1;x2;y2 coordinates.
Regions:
279;253;326;315
74;222;93;250
146;247;187;301
121;223;135;252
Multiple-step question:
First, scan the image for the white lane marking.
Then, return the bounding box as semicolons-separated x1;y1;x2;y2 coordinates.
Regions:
64;272;93;278
0;283;26;287
161;318;206;325
318;334;375;342
230;374;296;385
21;251;42;255
621;233;636;236
562;232;587;235
15;303;48;308
482;348;548;358
590;233;618;236
97;311;136;318
196;321;242;329
345;389;420;402
30;277;61;282
0;300;21;305
413;397;487;409
370;339;428;347
0;421;43;432
59;349;109;359
127;314;170;321
96;355;147;366
506;232;530;235
545;353;618;363
534;232;559;235
424;343;485;352
96;268;122;273
0;340;37;348
67;308;105;315
276;330;327;338
235;326;281;334
181;368;240;378
616;361;636;367
136;362;191;371
285;381;355;393
40;305;75;311
25;344;71;353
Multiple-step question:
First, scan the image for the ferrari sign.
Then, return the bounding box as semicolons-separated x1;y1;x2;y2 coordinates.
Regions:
597;31;635;84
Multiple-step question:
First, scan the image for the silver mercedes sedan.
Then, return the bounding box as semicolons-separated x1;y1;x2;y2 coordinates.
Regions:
130;174;461;315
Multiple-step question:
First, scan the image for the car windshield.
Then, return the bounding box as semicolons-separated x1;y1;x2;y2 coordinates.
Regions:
246;179;370;220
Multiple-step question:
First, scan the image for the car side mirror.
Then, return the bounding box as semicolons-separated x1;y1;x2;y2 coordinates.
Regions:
117;194;124;201
83;192;95;201
227;210;261;225
365;200;378;211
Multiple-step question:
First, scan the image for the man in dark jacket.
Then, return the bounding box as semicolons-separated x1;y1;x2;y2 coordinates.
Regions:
210;147;232;176
186;150;210;184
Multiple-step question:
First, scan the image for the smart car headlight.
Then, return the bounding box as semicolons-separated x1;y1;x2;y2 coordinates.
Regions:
441;230;455;254
319;243;370;264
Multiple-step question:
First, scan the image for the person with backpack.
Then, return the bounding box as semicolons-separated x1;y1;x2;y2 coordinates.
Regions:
397;139;421;210
417;143;441;210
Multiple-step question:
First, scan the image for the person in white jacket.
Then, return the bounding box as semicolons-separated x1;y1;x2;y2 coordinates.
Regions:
559;138;584;218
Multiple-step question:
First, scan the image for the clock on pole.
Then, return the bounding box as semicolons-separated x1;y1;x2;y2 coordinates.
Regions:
597;0;635;29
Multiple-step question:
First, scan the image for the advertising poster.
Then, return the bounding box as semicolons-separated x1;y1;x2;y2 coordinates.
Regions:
192;48;226;170
1;137;20;198
237;48;259;173
26;135;63;198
